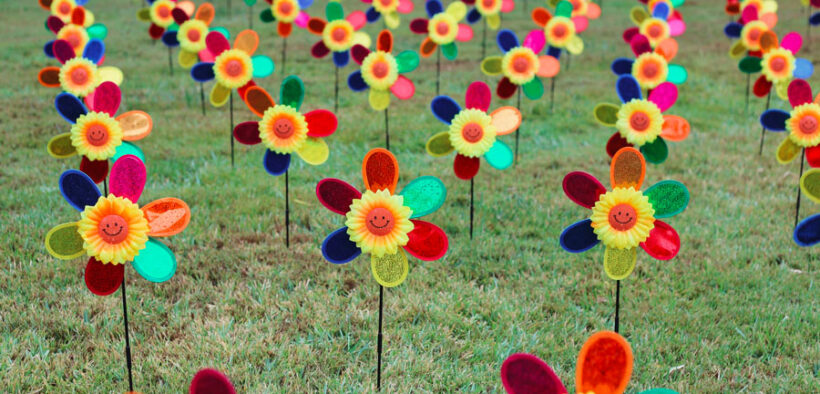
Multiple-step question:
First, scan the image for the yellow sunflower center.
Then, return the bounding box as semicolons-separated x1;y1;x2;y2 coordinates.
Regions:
545;17;575;47
273;0;299;22
632;52;669;89
60;57;99;97
361;51;399;90
150;0;176;28
590;187;655;249
501;47;539;85
178;20;208;53
741;21;768;51
213;49;253;89
429;13;458;45
449;108;497;157
57;25;90;55
761;48;795;83
345;189;414;257
477;0;501;15
78;195;150;264
71;111;124;161
374;0;399;13
788;103;820;148
258;105;308;154
640;18;669;46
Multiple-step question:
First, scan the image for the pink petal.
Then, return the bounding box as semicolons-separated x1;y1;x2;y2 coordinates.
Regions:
390;75;415;100
294;11;309;28
622;27;640;44
84;91;95;109
630;34;652;56
362;0;373;3
501;0;515;12
456;24;473;42
668;19;686;36
572;16;589;33
640;220;680;260
109;155;146;202
648;82;678;112
740;5;758;23
205;31;230;56
465;81;491;111
92;82;121;116
398;0;414;13
523;29;545;53
781;32;803;54
198;48;215;62
347;10;367;30
403;220;448;261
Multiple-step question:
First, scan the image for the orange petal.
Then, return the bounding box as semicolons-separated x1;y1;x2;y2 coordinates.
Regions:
420;37;437;58
117;110;153;141
531;7;551;27
761;12;777;29
575;331;633;394
362;148;399;193
307;18;326;35
195;2;215;24
234;30;259;56
278;21;293;37
243;86;275;118
759;30;778;53
490;107;521;135
655;38;678;61
660;115;690;142
377;29;393;53
536;55;560;78
610;147;645;189
141;198;191;237
38;66;61;87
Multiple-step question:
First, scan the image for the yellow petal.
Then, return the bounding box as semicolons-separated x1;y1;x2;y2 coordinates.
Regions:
445;1;467;21
178;49;198;68
566;35;584;55
426;131;454;157
486;13;500;30
295;137;329;165
47;132;78;158
210;83;231;107
371;249;409;287
98;66;123;85
603;247;637;280
352;31;371;48
776;137;801;164
369;89;390;111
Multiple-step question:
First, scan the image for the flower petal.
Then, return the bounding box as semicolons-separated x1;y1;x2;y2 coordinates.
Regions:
326;1;344;20
38;66;61;87
801;169;820;204
788;79;813;107
560;219;600;253
80;156;109;184
333;50;350;67
648;82;677;112
426;131;454;157
233;29;259;55
243;86;275;118
280;75;304;110
53;39;75;64
454;153;480;180
431;95;461;124
395;50;420;73
84;257;124;296
576;332;633;393
485;139;514;170
263;150;291;175
640;220;680;260
348;70;368;91
55;92;88;123
660;115;690;142
630;6;649;24
110;155;146;202
667;64;687;84
465;81;491;111
60;169;101;211
376;30;393;52
91;81;121;116
652;2;670;19
523;29;545;53
490;107;521;136
781;32;803;54
616;75;642;103
645;180;689;218
83;38;105;64
522;78;544;100
777;137;802;164
807;146;820;168
190;369;236;394
401;176;447;218
322;227;361;264
536;55;560;78
205;30;230;56
390;75;415;100
351;44;370;65
347;10;367;30
496;29;519;53
48;133;78;158
45;222;85;259
760;109;790;131
566;35;583;55
210;83;231;107
640;137;668;164
371;249;409;287
593;103;620;126
363;148;399;192
794;214;820;247
316;178;361;215
481;56;503;76
603;246;637;280
611;58;634;76
441;42;458;60
420;38;437;57
656;38;678;61
563;172;605;209
369;88;390;110
622;26;640;44
305;110;337;138
161;30;180;47
251;55;275;78
295;137;329;165
629;33;652;56
501;354;567;394
531;7;551;27
738;56;762;74
132;238;177;283
410;18;429;34
191;62;215;82
141;198;191;237
496;76;517;99
446;0;467;20
610;147;645;189
404;220;448;260
113;141;144;163
311;40;331;58
794;58;814;79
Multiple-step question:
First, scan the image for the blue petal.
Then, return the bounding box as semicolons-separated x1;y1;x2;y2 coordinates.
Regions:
59;170;101;211
811;12;820;26
794;58;814;79
496;29;519;53
616;75;642;103
560;219;599;253
297;0;313;9
366;7;380;22
611;58;634;76
82;39;105;64
76;0;88;4
333;50;349;67
430;95;461;124
263;150;291;176
426;0;443;17
795;214;820;246
467;8;481;24
652;2;669;19
55;93;88;123
547;45;561;60
760;109;790;131
322;227;361;264
348;70;368;92
724;22;742;38
161;30;180;47
44;40;55;58
191;62;215;82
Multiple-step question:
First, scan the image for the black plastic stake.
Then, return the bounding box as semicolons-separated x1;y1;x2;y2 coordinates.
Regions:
121;276;134;392
796;149;806;228
285;169;290;248
436;47;441;96
167;46;173;76
334;65;339;113
200;82;206;116
384;108;390;150
230;90;235;167
469;177;474;240
614;280;621;333
377;285;384;391
759;91;771;155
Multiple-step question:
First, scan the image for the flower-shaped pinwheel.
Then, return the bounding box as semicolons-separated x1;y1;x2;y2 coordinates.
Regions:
363;0;414;29
501;331;679;394
611;33;687;90
426;81;519;178
560;147;689;280
316;148;449;287
190;30;275;107
593;75;690;164
724;0;777;58
306;2;370;68
739;31;813;101
38;38;123;97
348;30;420;111
43;16;106;61
796;169;820;247
462;0;514;30
44;157;191;295
50;82;152;184
409;0;473;60
157;2;217;68
259;0;312;38
545;0;601;30
481;29;560;100
531;0;584;59
623;1;685;50
233;76;337;175
137;0;189;41
760;79;820;167
42;0;95;26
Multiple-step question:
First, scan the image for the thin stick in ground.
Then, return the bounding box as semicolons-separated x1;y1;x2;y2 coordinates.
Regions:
614;280;620;333
795;149;806;228
377;285;384;391
384;108;390;150
285;169;290;248
334;65;339;113
515;87;522;163
758;91;771;155
436;47;441;96
199;82;206;116
230;90;235;167
469;177;474;240
121;276;134;392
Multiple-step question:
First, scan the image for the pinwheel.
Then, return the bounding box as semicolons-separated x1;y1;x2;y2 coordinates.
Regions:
796;169;820;246
259;0;312;74
190;29;275;166
623;1;685;51
41;0;95;26
501;331;679;394
348;30;420;148
158;2;216;76
316;148;448;390
426;81;518;237
611;33;687;92
50;82;152;185
461;0;514;58
593;75;690;164
38;38;122;97
724;0;777;58
560;147;688;330
409;0;473;94
546;0;601;30
43;14;107;61
363;0;415;29
44;158;191;393
137;0;189;42
531;1;585;64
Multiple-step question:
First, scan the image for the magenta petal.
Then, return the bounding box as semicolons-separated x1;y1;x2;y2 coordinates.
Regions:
294;12;309;28
630;34;652;56
465;81;492;111
198;48;215;62
640;220;680;260
456;24;473;42
522;29;546;53
92;81;121;116
404;220;448;261
205;31;230;56
390;75;415;100
669;19;686;36
781;32;803;54
622;27;640;44
346;10;367;30
109;155;146;202
740;5;758;23
316;178;361;215
788;79;813;107
351;44;370;65
572;16;589;33
648;82;678;112
501;353;567;394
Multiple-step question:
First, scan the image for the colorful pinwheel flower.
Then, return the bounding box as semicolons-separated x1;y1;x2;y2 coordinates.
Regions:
233;76;337;175
560;148;689;280
41;0;95;26
811;0;820;28
426;81;519;179
724;0;777;58
545;0;601;30
158;2;217;68
363;0;415;29
409;0;473;60
611;33;687;90
44;157;191;295
623;1;685;50
50;82;152;184
501;331;679;394
190;30;275;107
760;79;820;167
462;0;514;30
739;31;813;101
259;0;312;38
481;29;560;100
531;0;585;59
43;17;98;60
348;30;419;111
38;38;122;97
137;0;186;41
306;2;370;68
593;75;690;164
316;149;449;287
796;169;820;247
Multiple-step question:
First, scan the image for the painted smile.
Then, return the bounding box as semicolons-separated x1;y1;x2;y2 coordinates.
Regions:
369;219;391;229
101;227;123;237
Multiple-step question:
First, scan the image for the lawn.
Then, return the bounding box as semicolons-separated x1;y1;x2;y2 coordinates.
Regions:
1;0;819;392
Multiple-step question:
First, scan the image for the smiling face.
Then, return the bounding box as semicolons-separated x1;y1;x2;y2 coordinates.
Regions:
365;207;395;235
616;99;664;147
502;47;539;85
590;187;656;249
788;103;820;148
361;51;399;90
608;203;637;231
448;108;497;158
78;195;150;264
258;105;308;154
345;189;414;257
213;49;253;89
59;58;99;97
71;112;124;161
428;13;458;45
545;17;575;47
99;215;129;243
640;18;669;47
461;122;484;143
322;20;355;51
761;48;795;83
150;0;176;28
178;20;209;52
86;124;110;146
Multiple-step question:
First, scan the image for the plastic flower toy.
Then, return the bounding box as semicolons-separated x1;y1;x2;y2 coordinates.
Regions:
50;82;152;184
544;0;601;30
531;0;585;59
41;0;95;26
811;0;820;28
593;75;689;164
501;331;679;394
259;0;312;38
739;31;813;101
409;0;474;60
796;169;820;247
481;29;560;100
348;30;420;111
157;2;217;68
190;30;275;107
38;38;123;98
43;16;107;61
560;147;689;280
137;0;190;41
363;0;415;29
426;81;519;178
306;2;370;68
316;149;449;287
462;0;514;30
760;79;820;167
724;1;777;58
623;2;685;50
44;157;191;295
233;76;337;175
611;33;687;90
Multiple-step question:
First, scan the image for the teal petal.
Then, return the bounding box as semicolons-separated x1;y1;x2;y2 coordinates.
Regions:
640;389;679;394
132;238;177;283
280;75;304;110
670;0;684;6
667;64;688;84
645;180;689;218
640;137;668;164
556;0;573;17
485;140;514;170
400;176;447;218
252;55;275;78
244;0;257;5
522;78;544;100
211;27;230;40
396;50;420;73
87;24;108;40
441;42;457;60
113;141;144;163
326;1;344;21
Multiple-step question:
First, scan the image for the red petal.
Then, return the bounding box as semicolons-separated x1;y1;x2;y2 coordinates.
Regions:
807;145;820;168
92;81;121;116
496;77;517;99
233;121;261;145
305;109;338;137
363;148;399;193
404;220;448;261
454;154;480;180
311;40;330;58
563;171;606;209
149;24;165;39
237;80;256;101
640;220;680;260
622;27;640;44
80;156;109;184
316;178;361;215
753;75;772;98
788;79;813;107
465;81;491;111
409;18;429;34
630;34;652;56
205;31;230;56
351;44;370;65
85;257;124;296
606;132;632;158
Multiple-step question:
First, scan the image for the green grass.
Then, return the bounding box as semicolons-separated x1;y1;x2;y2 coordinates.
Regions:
2;0;820;391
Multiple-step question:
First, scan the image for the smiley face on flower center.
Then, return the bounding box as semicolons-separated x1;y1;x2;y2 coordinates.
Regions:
187;29;201;42
71;67;89;85
642;62;659;78
273;118;295;138
461;122;484;143
365;207;395;236
629;112;651;132
513;57;530;73
648;24;662;38
59;2;71;14
436;22;450;36
799;114;818;135
770;57;785;73
225;60;243;77
279;1;293;14
332;27;348;42
608;203;637;231
552;24;568;39
157;4;171;18
99;214;129;243
86;124;110;146
372;61;389;78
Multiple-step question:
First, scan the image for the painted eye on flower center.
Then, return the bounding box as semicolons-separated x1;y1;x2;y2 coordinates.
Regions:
86;124;110;146
71;67;89;85
608;204;637;231
642;62;659;78
799;115;818;135
461;122;485;143
59;2;71;14
225;60;243;77
99;215;129;244
279;2;293;14
332;27;347;42
365;207;395;235
187;29;201;42
553;24;568;38
372;61;389;78
648;24;662;38
630;112;650;131
513;57;530;73
273;118;295;138
770;57;785;72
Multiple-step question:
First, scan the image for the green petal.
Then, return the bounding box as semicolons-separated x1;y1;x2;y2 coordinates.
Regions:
326;1;344;21
244;0;257;5
87;24;108;40
480;56;503;75
400;176;447;218
441;42;458;61
132;238;177;283
593;103;619;126
260;9;274;22
738;56;762;74
426;131;454;157
630;6;648;25
645;180;689;218
670;0;685;6
640;389;679;394
113;141;145;163
251;55;275;78
556;0;573;17
522;78;544;100
45;222;85;260
396;50;420;73
47;133;77;158
280;75;304;110
485;140;514;170
667;64;688;84
640;137;668;164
